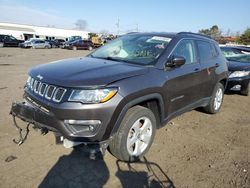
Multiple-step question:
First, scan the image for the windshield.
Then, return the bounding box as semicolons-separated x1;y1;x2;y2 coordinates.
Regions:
90;34;172;65
226;54;250;63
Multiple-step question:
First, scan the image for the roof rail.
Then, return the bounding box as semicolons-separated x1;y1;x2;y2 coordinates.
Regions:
177;32;212;39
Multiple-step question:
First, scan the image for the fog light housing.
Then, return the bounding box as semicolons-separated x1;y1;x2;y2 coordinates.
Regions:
64;120;101;134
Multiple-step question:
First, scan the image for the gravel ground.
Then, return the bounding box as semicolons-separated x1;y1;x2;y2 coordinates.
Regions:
0;48;249;188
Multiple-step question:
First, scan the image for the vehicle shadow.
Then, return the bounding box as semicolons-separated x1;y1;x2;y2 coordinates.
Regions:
38;149;109;188
224;90;242;96
116;157;175;188
38;149;175;188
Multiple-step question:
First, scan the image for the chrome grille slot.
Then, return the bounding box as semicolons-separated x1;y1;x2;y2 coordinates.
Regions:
34;81;41;93
39;83;47;96
27;77;67;103
33;80;38;92
45;85;56;99
53;88;67;102
30;78;34;90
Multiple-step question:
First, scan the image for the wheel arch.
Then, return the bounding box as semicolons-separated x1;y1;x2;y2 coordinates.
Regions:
219;78;228;89
109;93;165;137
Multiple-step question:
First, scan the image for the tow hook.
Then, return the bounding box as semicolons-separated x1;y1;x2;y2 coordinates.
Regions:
11;115;31;146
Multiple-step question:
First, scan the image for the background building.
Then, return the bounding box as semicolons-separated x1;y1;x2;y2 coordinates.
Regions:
0;22;89;41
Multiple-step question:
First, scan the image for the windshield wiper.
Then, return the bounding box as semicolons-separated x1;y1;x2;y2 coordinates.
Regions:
91;55;134;64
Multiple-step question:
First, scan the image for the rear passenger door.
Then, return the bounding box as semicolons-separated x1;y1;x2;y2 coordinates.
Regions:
164;39;203;115
196;40;219;97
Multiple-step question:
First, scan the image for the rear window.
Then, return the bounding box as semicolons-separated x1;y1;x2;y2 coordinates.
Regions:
197;40;218;61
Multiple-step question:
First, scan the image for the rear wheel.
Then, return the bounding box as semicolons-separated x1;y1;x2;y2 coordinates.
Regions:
203;82;224;114
240;82;249;96
88;46;93;51
109;106;156;162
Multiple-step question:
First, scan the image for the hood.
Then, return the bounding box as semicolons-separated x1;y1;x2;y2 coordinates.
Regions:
228;60;250;71
29;57;148;87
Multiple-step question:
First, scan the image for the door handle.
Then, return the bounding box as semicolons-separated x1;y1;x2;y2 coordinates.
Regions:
194;68;200;72
215;63;220;67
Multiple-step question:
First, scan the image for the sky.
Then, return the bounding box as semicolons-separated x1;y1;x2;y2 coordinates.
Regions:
0;0;249;35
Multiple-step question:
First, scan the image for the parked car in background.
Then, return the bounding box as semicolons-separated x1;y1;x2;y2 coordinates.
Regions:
62;36;82;48
66;40;94;50
220;46;250;56
20;39;51;49
19;38;37;48
0;34;23;47
52;39;65;48
221;47;250;95
46;39;65;48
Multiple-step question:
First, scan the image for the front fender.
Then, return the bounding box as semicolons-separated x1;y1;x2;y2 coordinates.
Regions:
103;93;165;139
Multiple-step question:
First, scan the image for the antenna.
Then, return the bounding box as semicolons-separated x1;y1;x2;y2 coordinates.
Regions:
116;18;120;35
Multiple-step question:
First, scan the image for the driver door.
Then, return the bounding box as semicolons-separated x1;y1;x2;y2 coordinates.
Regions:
164;39;203;115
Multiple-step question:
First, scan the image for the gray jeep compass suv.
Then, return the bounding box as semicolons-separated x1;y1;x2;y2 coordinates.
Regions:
10;32;228;161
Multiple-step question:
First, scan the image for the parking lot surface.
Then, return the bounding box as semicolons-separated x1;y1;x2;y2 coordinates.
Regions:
0;48;249;188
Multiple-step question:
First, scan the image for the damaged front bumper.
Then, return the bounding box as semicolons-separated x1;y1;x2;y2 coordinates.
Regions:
9;100;111;151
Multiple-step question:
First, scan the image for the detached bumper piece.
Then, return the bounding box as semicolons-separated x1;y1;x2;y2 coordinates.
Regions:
10;102;48;146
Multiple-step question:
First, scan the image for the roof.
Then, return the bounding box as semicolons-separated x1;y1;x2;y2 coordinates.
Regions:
0;25;35;32
126;32;213;41
126;32;177;38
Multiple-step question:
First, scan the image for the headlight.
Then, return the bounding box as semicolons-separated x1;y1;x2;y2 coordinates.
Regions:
229;71;250;78
69;88;118;103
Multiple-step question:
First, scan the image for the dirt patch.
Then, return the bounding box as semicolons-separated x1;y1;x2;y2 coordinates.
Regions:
0;48;249;188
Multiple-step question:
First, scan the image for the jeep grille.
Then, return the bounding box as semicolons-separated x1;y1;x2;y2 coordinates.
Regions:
26;76;66;103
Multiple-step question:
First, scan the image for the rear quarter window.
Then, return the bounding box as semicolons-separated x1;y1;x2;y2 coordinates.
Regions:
197;40;218;61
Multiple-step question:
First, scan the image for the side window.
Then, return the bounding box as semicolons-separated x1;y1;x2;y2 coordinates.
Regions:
212;44;219;57
172;39;197;64
197;40;217;61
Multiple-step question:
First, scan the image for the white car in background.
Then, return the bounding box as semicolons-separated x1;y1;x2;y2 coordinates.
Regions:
20;39;51;49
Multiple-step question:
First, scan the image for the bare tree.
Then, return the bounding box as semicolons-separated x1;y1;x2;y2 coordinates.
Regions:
100;29;109;36
75;19;87;30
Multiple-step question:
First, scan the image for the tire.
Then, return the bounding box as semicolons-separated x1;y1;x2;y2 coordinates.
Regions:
88;46;93;51
73;46;77;50
203;82;224;114
0;42;4;47
109;105;156;162
240;82;249;96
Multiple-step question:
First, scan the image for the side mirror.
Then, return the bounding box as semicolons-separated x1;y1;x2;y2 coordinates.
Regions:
165;56;186;68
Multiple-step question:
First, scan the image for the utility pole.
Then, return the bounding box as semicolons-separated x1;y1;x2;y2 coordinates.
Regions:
136;23;139;32
116;18;120;35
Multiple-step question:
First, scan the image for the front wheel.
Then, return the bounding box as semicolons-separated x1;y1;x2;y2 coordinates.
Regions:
240;82;249;96
203;82;224;114
109;106;156;162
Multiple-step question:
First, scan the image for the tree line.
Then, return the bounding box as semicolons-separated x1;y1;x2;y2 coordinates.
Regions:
198;25;250;45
